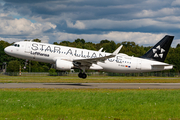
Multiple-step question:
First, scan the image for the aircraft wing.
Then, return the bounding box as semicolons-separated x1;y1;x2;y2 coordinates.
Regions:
73;45;123;65
73;54;115;64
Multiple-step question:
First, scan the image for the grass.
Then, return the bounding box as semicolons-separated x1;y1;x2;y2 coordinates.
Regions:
1;76;180;119
1;89;180;120
0;76;180;83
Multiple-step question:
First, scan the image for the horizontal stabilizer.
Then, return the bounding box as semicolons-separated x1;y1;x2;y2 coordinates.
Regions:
151;64;173;70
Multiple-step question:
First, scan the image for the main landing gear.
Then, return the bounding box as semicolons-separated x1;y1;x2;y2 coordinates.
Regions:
78;72;87;79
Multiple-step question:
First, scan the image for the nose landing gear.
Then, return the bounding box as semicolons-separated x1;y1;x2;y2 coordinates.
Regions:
23;59;28;69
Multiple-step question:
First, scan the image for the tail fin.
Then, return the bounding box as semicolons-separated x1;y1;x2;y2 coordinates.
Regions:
141;35;174;62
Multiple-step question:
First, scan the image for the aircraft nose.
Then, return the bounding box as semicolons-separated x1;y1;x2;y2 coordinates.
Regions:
4;46;12;55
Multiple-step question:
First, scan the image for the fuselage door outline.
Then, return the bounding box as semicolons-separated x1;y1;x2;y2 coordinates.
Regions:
25;43;31;53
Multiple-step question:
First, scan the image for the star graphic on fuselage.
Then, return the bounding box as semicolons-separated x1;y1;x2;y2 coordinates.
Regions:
152;45;165;58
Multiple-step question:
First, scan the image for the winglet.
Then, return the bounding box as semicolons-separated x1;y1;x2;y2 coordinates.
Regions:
98;48;103;52
112;45;123;55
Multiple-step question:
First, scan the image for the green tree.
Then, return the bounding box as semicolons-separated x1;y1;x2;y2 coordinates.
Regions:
0;40;22;70
60;41;71;46
165;47;180;72
75;38;85;44
53;42;59;45
100;40;110;44
33;39;41;42
49;68;57;76
6;60;20;72
83;42;96;50
176;44;180;48
102;41;117;53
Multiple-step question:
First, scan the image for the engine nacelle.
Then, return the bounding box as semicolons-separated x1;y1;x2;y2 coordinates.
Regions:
55;59;74;71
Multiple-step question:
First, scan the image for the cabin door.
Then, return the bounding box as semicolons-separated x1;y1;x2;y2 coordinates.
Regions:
25;43;31;53
136;60;141;70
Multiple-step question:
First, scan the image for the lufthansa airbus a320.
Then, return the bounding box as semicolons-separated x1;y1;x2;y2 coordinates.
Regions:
4;35;174;79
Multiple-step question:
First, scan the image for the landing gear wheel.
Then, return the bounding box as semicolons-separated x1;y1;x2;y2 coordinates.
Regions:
78;72;87;79
78;72;83;78
81;73;87;79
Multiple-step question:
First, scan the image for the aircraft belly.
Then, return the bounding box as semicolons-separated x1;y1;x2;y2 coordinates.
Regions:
32;57;53;63
98;62;137;73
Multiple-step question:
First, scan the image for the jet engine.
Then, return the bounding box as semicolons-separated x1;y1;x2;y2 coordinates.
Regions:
55;59;74;70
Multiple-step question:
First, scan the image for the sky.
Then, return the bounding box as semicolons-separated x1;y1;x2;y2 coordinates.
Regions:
0;0;180;47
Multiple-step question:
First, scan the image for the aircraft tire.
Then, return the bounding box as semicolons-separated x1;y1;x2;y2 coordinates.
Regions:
82;73;87;79
78;72;83;78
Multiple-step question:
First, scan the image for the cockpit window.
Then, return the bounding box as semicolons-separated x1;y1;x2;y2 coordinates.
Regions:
13;44;20;47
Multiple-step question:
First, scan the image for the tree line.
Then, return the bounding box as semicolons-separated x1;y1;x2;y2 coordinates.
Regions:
0;38;180;73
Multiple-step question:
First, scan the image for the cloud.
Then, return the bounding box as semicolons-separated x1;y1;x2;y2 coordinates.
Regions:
157;16;180;23
54;31;178;47
135;7;180;18
54;31;166;45
0;37;24;43
0;16;56;43
0;18;56;35
172;0;180;6
0;0;179;47
66;18;180;32
66;20;86;29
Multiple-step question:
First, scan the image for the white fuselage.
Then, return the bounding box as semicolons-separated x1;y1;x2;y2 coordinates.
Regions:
4;41;173;73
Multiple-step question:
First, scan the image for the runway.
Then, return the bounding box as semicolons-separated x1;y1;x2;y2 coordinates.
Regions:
0;83;180;89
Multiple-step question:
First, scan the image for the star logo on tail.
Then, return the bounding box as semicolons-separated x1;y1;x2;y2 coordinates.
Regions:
152;45;165;58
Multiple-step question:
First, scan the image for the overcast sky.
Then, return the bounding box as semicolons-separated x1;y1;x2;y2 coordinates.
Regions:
1;0;180;47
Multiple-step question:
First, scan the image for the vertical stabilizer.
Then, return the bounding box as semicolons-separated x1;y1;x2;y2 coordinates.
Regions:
141;35;174;62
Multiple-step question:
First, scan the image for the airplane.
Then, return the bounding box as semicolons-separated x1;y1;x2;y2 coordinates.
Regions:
4;35;174;79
